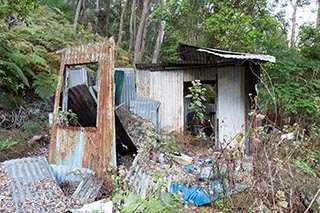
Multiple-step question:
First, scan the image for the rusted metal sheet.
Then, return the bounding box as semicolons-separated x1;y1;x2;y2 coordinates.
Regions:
49;38;115;178
177;43;275;63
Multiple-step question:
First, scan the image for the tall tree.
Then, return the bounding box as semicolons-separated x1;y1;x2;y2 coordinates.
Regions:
94;0;100;34
73;0;83;32
134;0;151;64
290;0;299;48
152;0;165;63
105;0;110;37
289;0;311;48
128;0;137;61
317;0;320;29
116;0;128;56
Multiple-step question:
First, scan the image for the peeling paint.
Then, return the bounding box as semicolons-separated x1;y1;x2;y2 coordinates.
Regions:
49;39;115;178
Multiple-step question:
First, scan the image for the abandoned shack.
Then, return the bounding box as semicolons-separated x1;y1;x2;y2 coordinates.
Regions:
136;43;275;149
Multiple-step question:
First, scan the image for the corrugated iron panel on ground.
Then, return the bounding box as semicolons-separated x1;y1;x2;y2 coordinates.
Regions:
2;157;61;213
50;164;103;202
50;164;95;184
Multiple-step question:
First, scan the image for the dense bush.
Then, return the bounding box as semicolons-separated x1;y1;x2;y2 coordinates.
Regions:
0;2;97;108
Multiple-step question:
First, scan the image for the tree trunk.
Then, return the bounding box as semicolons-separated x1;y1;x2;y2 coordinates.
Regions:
317;0;320;30
128;0;137;61
152;0;165;63
152;20;165;63
105;0;110;37
94;0;100;35
73;0;83;33
134;0;151;64
290;0;299;48
116;0;128;56
80;0;86;26
140;16;150;60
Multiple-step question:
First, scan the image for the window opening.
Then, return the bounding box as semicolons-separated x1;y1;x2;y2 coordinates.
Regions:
59;63;99;127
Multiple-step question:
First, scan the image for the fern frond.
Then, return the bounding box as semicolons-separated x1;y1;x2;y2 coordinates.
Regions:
29;53;48;67
32;72;57;98
0;59;29;87
10;51;31;67
15;41;33;52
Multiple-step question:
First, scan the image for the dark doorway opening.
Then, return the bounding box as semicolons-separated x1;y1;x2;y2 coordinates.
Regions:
183;80;216;139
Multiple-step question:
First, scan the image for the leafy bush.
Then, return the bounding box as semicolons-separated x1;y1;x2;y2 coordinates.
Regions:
0;2;98;100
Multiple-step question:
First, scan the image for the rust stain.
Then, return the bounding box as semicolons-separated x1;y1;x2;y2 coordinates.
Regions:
49;38;115;178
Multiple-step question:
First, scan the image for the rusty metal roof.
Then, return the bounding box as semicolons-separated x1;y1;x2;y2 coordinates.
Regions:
177;43;275;63
136;43;275;70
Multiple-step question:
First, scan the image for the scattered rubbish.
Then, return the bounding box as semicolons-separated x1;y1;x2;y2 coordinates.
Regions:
172;181;248;206
186;165;195;173
171;183;211;206
70;199;113;213
198;167;215;180
280;132;295;142
173;153;193;166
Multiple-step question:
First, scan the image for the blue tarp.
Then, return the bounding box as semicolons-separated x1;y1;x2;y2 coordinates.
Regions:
171;181;245;206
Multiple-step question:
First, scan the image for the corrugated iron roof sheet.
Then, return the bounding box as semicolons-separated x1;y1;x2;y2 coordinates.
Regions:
197;48;276;63
136;43;275;70
0;157;104;212
1;157;63;212
177;43;275;63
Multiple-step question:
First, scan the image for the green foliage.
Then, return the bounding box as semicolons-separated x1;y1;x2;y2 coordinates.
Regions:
113;172;183;213
0;2;97;100
57;109;78;126
186;80;207;123
293;158;317;178
0;0;39;26
258;48;320;126
0;93;26;110
33;72;58;99
158;135;180;154
22;120;44;133
0;139;18;152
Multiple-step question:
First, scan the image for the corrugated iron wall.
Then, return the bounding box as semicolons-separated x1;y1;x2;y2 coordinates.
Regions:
114;68;137;107
136;66;246;148
217;66;245;148
49;39;115;178
136;68;218;132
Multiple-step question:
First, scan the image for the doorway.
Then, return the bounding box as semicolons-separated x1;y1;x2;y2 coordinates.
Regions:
183;80;216;139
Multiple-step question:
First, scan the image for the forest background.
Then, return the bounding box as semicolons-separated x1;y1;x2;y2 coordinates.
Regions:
0;0;319;187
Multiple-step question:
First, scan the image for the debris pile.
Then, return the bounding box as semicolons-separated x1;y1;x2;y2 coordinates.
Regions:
119;106;252;206
0;157;103;212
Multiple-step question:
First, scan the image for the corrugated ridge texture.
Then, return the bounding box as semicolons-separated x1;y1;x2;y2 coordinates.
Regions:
2;157;61;212
115;68;137;107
